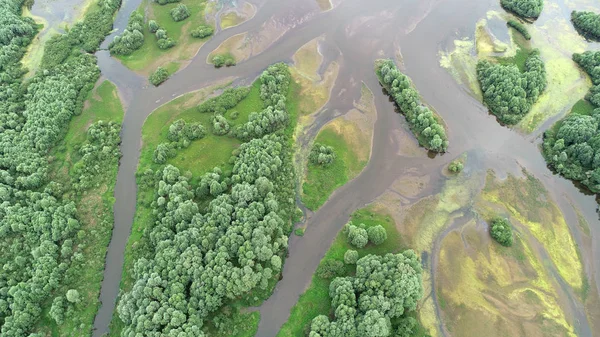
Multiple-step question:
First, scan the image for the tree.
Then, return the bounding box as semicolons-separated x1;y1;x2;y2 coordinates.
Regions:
309;143;336;166
367;225;387;245
66;289;80;303
490;217;513;247
148;19;159;33
49;297;66;324
448;160;463;173
500;0;543;19
344;250;359;264
191;25;214;38
149;66;169;86
109;10;145;55
171;4;190;22
212;115;231;135
346;223;369;248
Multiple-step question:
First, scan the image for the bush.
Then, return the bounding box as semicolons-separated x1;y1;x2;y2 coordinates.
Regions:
344;250;359;264
191;25;214;38
367;225;387;245
500;0;543;19
345;223;368;248
507;19;531;40
155;0;179;4
572;10;600;41
66;289;80;303
490;217;513;247
294;228;305;236
309;143;336;166
148;20;159;33
448;160;463;173
316;259;345;279
171;4;190;22
149;67;169;86
197;86;251;114
212;115;231;135
212;53;237;68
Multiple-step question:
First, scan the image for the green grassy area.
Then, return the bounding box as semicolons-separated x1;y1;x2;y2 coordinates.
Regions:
496;31;531;72
302;125;366;210
38;80;124;337
277;206;404;337
570;98;595;116
116;0;212;74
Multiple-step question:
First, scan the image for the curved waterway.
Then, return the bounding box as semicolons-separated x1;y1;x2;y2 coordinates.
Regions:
26;0;597;335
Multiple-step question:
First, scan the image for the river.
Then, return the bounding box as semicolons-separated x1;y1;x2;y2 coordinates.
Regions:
28;0;600;336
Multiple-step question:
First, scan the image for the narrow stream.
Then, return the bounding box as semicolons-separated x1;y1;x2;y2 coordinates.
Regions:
27;0;593;335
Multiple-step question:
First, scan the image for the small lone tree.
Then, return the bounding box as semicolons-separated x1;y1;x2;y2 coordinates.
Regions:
345;223;368;248
149;67;169;86
448;160;463;173
490;217;513;247
171;4;190;22
367;225;387;245
66;289;80;303
309;143;336;166
344;249;359;264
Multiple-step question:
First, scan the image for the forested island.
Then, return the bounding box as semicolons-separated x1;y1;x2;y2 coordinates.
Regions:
500;0;544;19
571;10;600;41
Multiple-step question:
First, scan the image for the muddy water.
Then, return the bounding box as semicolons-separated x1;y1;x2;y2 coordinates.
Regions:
24;0;598;335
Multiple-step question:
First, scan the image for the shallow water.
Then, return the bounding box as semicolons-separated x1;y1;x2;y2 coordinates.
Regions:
28;0;600;336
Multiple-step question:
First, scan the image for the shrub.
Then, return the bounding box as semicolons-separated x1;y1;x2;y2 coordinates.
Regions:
153;142;176;163
157;38;176;49
191;25;214;38
490;217;513;247
309;143;336;166
344;250;359;264
212;53;237;68
171;4;190;22
507;19;531;40
148;20;159;33
212;115;231;135
345;223;368;248
155;0;179;4
448;160;463;173
197;87;251;113
149;67;169;86
109;10;145;55
66;289;80;303
316;259;345;279
294;228;305;236
367;225;387;245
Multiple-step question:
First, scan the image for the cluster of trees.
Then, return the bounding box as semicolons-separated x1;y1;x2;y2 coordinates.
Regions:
489;217;513;247
344;223;387;248
48;289;81;324
376;60;449;152
476;50;547;125
109;10;144;55
41;0;122;67
171;4;190;22
153;25;176;50
309;143;336;166
117;64;296;336
149;66;169;86
198;87;250;114
500;0;543;19
507;19;531;40
543;51;600;193
571;10;600;40
309;251;423;337
71;121;122;192
191;25;214;39
212;53;237;68
153;119;205;163
0;0;122;335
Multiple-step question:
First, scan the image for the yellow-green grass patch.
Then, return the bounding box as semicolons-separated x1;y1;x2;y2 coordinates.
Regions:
479;171;584;292
39;80;124;337
315;0;332;11
437;221;576;337
219;3;255;30
277;206;405;337
117;0;213;75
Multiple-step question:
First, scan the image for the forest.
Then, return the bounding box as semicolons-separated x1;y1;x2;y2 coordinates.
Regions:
375;60;449;152
0;0;123;335
571;10;600;41
116;63;296;336
476;50;547;125
500;0;543;19
543;52;600;193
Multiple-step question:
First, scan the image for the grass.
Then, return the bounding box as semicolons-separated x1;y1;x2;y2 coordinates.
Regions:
37;80;124;337
496;32;532;72
570;98;594;116
116;0;213;74
220;11;243;29
277;206;406;337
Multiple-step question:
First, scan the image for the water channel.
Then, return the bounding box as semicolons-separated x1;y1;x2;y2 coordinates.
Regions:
30;0;600;335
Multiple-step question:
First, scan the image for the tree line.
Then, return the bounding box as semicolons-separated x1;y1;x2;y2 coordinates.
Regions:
571;10;600;41
500;0;543;19
117;63;297;336
476;50;547;125
543;51;600;194
0;0;123;335
376;60;449;152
